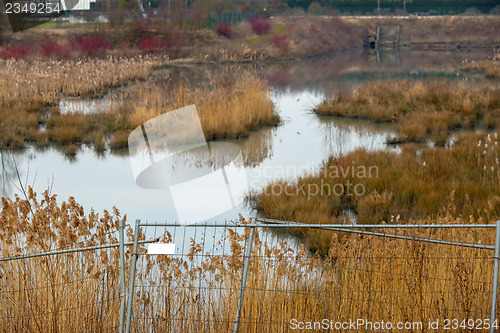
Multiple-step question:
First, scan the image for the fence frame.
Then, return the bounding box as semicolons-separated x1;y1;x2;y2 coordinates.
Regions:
128;219;500;333
4;219;495;332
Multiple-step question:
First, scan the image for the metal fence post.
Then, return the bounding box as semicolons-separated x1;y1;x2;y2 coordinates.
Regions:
490;220;500;333
125;220;140;333
119;220;126;333
232;226;255;333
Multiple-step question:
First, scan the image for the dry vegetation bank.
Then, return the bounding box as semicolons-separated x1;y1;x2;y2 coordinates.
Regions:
77;73;277;150
4;15;498;64
0;57;156;104
253;132;500;254
162;15;500;61
314;79;500;145
0;191;495;332
463;56;500;79
120;74;278;143
346;15;500;48
0;64;278;150
0;57;154;149
202;15;365;62
0;15;366;62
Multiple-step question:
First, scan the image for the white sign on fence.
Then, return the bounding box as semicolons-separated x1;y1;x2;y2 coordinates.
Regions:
147;243;175;255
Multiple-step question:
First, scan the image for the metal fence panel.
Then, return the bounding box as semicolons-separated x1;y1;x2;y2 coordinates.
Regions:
2;219;499;332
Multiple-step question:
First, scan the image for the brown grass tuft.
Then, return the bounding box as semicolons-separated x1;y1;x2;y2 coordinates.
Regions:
124;73;279;141
315;79;500;144
463;59;500;79
253;132;500;254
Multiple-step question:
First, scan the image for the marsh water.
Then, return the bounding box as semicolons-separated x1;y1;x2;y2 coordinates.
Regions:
1;48;496;253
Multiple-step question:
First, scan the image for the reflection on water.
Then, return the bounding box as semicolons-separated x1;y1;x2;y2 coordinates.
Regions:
237;125;275;168
0;151;16;198
0;149;44;199
163;48;494;97
316;115;397;156
244;90;391;191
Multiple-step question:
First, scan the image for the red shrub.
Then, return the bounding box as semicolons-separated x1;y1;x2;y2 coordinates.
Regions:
270;34;290;52
139;37;157;53
40;40;69;59
137;34;172;54
215;22;234;39
250;15;272;35
0;45;33;59
71;36;110;57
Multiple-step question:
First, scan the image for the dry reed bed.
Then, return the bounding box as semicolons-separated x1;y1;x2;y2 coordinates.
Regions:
0;187;125;332
253;132;500;254
0;57;155;104
0;57;155;148
0;68;278;149
315;79;500;145
0;191;496;332
121;74;278;143
463;58;500;79
92;73;277;149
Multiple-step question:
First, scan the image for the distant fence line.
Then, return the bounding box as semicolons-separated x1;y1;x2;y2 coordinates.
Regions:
2;218;500;332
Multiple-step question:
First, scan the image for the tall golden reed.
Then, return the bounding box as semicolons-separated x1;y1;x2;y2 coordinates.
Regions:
125;73;279;141
1;192;495;333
